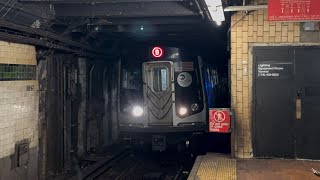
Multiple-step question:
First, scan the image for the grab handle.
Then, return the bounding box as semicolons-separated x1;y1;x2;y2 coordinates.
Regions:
296;90;301;120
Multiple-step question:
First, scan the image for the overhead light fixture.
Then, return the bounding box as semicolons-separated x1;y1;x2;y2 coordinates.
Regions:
204;0;225;25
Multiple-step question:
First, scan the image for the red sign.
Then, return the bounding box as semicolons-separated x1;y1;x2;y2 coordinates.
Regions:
152;47;163;58
269;0;320;21
209;109;231;133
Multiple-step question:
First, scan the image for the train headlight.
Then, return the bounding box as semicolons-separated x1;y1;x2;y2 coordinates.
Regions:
132;106;144;117
179;107;188;116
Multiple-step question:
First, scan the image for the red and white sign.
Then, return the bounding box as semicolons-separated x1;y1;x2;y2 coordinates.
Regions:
269;0;320;21
209;109;231;133
151;47;163;58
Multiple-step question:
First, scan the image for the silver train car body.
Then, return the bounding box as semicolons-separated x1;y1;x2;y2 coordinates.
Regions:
119;47;208;150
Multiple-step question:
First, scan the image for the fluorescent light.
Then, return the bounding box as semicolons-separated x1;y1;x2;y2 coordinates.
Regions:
204;0;225;23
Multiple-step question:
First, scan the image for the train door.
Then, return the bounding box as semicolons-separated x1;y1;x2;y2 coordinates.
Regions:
143;61;174;126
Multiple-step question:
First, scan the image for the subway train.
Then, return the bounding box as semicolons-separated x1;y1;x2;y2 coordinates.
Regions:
119;46;208;151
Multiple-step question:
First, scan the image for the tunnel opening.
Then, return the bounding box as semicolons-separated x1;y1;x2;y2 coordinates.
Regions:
40;21;231;179
4;0;320;179
77;21;232;161
110;21;231;155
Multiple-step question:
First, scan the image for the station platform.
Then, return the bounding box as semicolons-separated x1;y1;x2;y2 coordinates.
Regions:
188;153;320;180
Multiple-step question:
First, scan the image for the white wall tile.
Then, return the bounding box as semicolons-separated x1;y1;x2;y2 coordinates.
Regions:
0;80;39;159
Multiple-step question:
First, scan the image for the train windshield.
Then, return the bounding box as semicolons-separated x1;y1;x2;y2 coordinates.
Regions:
121;68;142;90
120;66;143;111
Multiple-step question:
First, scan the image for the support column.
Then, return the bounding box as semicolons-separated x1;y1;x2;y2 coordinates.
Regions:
77;57;87;156
38;58;47;180
111;60;121;141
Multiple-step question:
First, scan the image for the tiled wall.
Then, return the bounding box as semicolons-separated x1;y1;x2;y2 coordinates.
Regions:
0;41;38;159
0;41;36;65
0;64;36;81
230;9;301;158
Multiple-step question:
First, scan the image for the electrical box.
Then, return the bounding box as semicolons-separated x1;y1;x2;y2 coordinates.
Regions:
15;139;30;167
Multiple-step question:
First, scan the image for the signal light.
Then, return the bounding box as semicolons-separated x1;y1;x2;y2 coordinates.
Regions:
152;47;163;58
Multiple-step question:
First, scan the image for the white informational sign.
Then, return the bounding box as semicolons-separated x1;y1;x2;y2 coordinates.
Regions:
257;62;293;79
177;72;192;87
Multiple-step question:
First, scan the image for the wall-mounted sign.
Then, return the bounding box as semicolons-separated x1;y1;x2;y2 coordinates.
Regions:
269;0;320;21
257;62;293;79
26;85;35;91
209;109;231;133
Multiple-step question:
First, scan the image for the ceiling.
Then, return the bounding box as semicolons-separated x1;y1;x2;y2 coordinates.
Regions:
0;0;236;57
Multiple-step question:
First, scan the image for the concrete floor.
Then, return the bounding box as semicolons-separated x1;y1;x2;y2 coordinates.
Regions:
237;159;320;180
188;153;320;180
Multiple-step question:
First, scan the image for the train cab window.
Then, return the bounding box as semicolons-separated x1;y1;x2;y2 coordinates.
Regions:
120;67;143;112
153;67;168;92
121;68;142;90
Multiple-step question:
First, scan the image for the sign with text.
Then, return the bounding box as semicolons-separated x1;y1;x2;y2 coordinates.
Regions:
268;0;320;21
209;109;231;133
257;62;293;79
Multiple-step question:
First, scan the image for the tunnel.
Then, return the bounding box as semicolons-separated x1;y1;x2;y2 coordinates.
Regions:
2;0;320;179
0;1;232;178
0;0;235;179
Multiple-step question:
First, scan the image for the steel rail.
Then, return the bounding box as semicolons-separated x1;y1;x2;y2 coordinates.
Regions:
79;149;133;180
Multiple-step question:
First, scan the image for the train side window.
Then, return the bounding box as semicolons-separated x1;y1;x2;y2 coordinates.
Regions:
153;67;168;92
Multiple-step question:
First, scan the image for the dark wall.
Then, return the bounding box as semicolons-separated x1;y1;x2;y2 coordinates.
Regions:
45;55;65;175
87;60;120;148
38;54;80;178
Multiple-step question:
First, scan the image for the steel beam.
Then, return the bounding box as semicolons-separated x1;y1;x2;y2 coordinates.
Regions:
224;5;268;12
19;0;186;3
0;20;94;51
84;16;202;25
0;27;106;57
54;2;198;17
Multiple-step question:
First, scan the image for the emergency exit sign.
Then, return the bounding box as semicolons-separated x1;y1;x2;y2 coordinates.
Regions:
268;0;320;21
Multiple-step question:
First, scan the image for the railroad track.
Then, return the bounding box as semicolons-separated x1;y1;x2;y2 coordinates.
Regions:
71;149;134;180
70;146;193;180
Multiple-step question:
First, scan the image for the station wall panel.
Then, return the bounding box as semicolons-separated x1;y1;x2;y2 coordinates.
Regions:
0;41;38;179
230;9;302;158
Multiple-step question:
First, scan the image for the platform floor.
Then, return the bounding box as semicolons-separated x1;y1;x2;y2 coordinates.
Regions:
188;153;236;180
188;153;320;180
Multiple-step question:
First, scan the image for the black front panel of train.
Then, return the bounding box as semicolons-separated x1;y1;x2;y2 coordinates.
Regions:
174;60;204;118
149;47;205;118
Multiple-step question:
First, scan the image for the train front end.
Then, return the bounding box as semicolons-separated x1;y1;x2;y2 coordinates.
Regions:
119;47;208;151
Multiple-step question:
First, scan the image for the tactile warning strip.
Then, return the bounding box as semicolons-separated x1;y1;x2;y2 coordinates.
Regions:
188;153;236;180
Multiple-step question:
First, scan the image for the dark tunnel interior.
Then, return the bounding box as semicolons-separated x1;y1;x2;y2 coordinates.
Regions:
3;0;320;179
0;0;238;178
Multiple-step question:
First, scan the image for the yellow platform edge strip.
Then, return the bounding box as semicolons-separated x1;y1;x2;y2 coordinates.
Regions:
188;153;237;180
